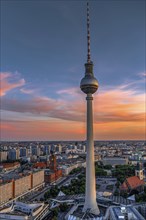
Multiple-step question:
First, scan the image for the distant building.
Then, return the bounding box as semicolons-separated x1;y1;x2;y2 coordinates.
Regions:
8;148;20;161
108;206;145;220
33;162;47;169
0;161;20;171
20;147;28;157
80;145;86;152
56;144;62;153
44;152;62;184
49;152;57;171
61;161;86;176
31;145;40;157
43;145;51;155
102;157;128;167
0;151;8;162
44;169;62;184
0;201;44;220
94;154;101;161
0;170;44;204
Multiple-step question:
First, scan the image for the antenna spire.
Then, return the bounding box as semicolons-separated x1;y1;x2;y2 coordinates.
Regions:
87;2;91;63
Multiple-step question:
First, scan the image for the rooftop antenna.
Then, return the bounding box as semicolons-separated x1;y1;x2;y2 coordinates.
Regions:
87;2;91;63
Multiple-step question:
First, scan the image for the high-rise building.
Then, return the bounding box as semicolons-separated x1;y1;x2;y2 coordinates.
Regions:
8;148;20;161
31;145;40;157
80;2;100;215
20;147;28;157
0;151;8;162
56;144;62;153
44;145;51;155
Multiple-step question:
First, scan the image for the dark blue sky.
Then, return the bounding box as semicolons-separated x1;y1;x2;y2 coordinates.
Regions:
1;0;145;140
1;0;145;89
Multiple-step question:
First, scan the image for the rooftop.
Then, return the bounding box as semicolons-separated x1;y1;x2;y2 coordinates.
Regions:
120;176;144;190
68;205;105;219
110;206;145;220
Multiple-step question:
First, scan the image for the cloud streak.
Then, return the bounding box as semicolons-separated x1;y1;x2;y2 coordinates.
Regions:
1;95;84;122
137;72;146;78
0;72;25;96
1;72;145;140
1;84;145;124
20;88;35;94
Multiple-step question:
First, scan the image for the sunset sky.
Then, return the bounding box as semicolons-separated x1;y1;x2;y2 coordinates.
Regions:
1;0;145;141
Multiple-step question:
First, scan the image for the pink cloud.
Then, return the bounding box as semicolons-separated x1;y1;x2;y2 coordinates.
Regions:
1;84;145;124
1;79;145;140
57;87;80;96
0;72;25;96
93;87;145;123
1;95;84;122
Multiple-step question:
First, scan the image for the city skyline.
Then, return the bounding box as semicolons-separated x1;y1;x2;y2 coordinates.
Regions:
1;0;145;141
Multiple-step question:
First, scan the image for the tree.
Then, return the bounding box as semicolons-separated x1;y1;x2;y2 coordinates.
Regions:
104;164;112;170
115;181;120;188
52;207;59;217
95;167;107;176
70;167;82;174
60;203;68;212
114;189;120;196
112;165;135;183
121;191;128;198
60;175;85;195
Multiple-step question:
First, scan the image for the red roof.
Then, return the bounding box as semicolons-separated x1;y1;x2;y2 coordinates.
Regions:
120;176;144;190
33;162;46;168
1;162;20;168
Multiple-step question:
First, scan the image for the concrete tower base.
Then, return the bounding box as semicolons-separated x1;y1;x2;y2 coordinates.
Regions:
83;203;100;215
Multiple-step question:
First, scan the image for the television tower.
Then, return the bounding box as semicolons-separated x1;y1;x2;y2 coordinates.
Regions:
80;2;100;215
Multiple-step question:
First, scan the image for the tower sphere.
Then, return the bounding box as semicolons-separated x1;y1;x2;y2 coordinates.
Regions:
80;75;98;94
80;62;99;94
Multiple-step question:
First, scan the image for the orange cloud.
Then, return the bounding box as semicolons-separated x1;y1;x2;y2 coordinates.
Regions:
93;88;145;123
1;81;145;140
94;120;145;140
0;72;25;96
1;95;84;122
92;86;145;140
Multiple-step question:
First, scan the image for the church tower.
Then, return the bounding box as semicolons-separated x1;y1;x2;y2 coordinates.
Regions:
49;150;57;171
135;161;144;180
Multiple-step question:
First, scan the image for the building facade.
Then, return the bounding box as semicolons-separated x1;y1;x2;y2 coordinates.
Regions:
0;170;44;204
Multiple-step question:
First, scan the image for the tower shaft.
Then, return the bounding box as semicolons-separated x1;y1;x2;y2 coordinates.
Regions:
83;93;100;215
80;2;100;215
